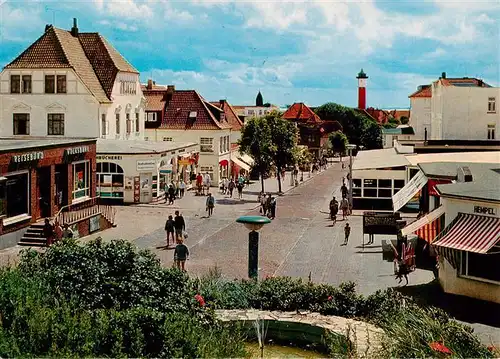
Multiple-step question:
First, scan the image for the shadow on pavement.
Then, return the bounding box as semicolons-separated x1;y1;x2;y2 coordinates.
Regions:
355;250;384;254
215;199;257;205
395;280;500;329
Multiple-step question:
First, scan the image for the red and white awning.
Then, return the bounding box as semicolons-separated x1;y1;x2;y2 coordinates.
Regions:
402;205;445;237
433;213;500;254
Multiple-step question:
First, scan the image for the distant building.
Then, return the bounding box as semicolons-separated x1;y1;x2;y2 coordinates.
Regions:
408;72;499;141
232;91;279;122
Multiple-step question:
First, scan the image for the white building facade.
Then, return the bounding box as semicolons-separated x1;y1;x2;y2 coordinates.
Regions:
408;74;499;141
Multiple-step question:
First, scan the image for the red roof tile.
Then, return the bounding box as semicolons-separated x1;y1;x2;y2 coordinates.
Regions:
144;92;165;112
210;100;243;131
161;90;230;130
439;78;491;87
282;103;321;124
409;86;432;98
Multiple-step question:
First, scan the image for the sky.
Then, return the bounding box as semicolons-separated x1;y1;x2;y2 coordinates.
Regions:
0;0;499;109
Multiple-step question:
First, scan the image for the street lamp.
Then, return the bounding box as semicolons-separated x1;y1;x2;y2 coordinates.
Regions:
236;215;271;280
346;144;356;208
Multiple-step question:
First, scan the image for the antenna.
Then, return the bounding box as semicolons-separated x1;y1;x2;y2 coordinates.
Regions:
45;6;61;26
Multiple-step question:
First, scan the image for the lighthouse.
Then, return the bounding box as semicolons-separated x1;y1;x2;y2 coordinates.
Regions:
356;69;368;110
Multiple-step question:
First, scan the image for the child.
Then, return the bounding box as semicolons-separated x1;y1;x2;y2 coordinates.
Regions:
342;222;351;246
174;238;189;271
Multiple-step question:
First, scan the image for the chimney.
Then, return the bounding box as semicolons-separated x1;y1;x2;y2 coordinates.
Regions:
167;85;175;94
147;79;153;90
45;24;51;32
153;81;156;85
219;99;226;107
71;18;79;37
165;85;175;105
457;166;473;183
441;72;446;79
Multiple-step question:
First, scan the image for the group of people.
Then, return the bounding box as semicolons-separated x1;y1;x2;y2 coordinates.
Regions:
196;173;212;196
43;218;74;247
328;177;352;246
258;192;277;219
164;180;187;205
220;175;246;199
164;211;190;271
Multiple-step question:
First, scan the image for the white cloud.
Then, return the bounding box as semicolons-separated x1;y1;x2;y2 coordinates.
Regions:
98;19;138;31
163;2;196;23
100;0;153;19
0;2;43;42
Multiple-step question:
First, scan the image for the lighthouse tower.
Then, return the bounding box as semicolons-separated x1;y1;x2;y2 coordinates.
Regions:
356;69;368;110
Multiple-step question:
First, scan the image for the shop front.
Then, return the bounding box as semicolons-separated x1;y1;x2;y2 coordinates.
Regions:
0;138;97;238
96;140;197;204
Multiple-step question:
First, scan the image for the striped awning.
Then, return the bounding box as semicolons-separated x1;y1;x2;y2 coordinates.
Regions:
433;213;500;254
402;205;445;238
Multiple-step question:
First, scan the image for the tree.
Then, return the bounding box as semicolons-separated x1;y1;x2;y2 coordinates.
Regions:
361;120;383;150
238;117;273;192
266;112;298;193
329;131;348;161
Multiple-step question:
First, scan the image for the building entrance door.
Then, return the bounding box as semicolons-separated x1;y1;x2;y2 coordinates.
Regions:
139;173;152;203
55;164;68;211
37;167;51;218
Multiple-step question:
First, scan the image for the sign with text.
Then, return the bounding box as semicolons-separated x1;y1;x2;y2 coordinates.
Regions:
136;160;156;172
12;151;44;163
392;171;428;212
97;155;123;161
65;146;89;156
473;206;497;216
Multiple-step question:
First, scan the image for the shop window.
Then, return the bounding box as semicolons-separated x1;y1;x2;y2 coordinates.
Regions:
56;75;66;93
353;179;362;188
72;161;90;200
97;162;124;199
352;188;362;198
22;75;32;94
13;113;30;135
10;75;20;93
200;137;214;153
378;189;392;198
135;112;140;132
460;251;500;283
378;179;392;188
0;173;29;218
364;179;377;187
47;113;64;135
45;75;55;93
364;188;377;197
394;180;405;190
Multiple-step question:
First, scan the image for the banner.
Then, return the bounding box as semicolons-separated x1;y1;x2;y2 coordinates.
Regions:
392;171;428;212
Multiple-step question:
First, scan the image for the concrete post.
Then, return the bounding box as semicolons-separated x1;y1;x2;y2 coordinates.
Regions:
248;230;259;279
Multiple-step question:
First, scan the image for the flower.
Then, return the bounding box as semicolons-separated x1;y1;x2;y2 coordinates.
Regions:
487;345;496;352
194;294;206;307
327;296;333;301
429;341;452;355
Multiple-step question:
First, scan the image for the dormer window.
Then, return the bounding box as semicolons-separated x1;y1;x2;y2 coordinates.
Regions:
189;111;197;119
220;113;225;122
119;73;137;95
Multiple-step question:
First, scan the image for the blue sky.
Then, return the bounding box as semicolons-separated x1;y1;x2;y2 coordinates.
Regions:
1;0;499;109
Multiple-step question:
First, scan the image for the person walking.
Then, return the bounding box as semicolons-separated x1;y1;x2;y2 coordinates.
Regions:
329;196;339;224
179;180;186;198
269;196;277;219
53;219;63;242
340;197;349;220
206;192;215;217
174;237;189;272
168;185;176;205
43;218;54;247
341;222;351;246
165;215;175;247
259;192;267;215
196;173;203;195
204;172;211;195
341;180;348;199
174;211;185;241
62;223;74;239
228;178;235;198
236;181;243;199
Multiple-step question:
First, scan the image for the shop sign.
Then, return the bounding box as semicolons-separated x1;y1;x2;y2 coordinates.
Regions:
97;155;123;161
133;176;140;202
473;206;497;216
137;160;156;172
12;151;44;163
65;146;89;156
178;159;191;166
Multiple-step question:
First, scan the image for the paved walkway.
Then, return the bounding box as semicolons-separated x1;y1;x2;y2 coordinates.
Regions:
216;309;383;358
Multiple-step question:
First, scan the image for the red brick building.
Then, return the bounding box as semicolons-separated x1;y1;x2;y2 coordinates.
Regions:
0;137;103;247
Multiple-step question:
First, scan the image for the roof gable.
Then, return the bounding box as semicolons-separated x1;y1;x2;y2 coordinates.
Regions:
283;103;321;123
5;26;70;69
162;91;229;130
210;100;243;131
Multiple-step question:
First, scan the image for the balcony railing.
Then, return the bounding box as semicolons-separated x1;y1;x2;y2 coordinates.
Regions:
54;196;116;227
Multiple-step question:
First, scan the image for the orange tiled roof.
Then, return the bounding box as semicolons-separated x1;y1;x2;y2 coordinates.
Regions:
409;86;432;98
161;90;231;130
144;93;165;112
210;100;243;131
439;78;491;87
5;25;138;104
282;103;321;123
390;110;410;120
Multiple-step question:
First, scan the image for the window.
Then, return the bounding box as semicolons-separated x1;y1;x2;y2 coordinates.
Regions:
488;97;496;113
119;80;137;95
56;75;66;93
101;114;108;136
0;173;29;218
200;137;214;152
378;179;392;188
47;113;64;135
200;166;214;181
73;161;90;199
22;75;32;93
487;124;495;140
10;75;20;93
364;179;377;187
163;137;173;142
96;162;124;199
45;75;55;93
13;114;30;135
135;112;140;132
146;112;157;122
460;251;500;283
219;136;223;153
189;111;197;119
115;113;120;134
126;113;131;134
